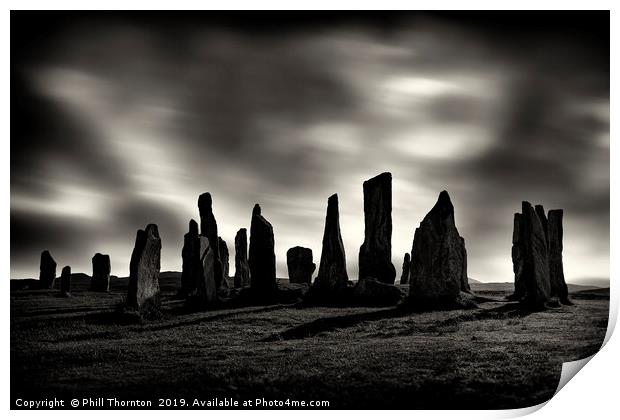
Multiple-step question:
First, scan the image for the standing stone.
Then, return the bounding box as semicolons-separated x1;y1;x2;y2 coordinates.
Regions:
39;250;57;289
91;253;111;292
196;236;217;307
198;193;224;289
234;228;251;288
400;253;411;285
517;201;551;308
218;237;230;288
60;265;71;295
359;172;396;284
535;204;549;242
312;194;349;296
409;191;470;303
181;219;201;296
287;247;316;284
249;204;277;295
511;213;526;300
127;224;161;309
548;209;570;304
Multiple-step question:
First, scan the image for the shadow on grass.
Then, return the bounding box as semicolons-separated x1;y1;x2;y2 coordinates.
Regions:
264;302;536;342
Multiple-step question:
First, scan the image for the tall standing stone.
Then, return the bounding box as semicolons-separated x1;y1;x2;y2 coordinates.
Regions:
39;250;57;289
249;204;277;295
409;191;470;303
234;228;251;288
198;193;225;289
91;253;111;292
287;247;316;284
400;253;411;285
181;219;201;296
511;213;526;300
127;224;161;309
60;265;71;295
218;237;230;288
517;201;551;308
196;236;217;307
312;194;349;296
548;209;570;304
359;172;396;284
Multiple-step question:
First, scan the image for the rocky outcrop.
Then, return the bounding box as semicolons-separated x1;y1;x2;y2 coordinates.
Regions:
310;194;349;300
60;265;71;296
127;224;161;309
514;202;551;308
196;236;217;307
39;250;57;289
181;219;201;296
91;253;111;292
547;209;570;304
234;228;250;288
287;246;316;284
249;204;277;295
409;191;470;304
400;253;411;285
353;277;403;306
358;173;396;284
218;237;230;288
198;192;225;289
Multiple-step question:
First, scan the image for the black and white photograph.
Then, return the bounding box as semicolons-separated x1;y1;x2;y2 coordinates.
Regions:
10;10;610;410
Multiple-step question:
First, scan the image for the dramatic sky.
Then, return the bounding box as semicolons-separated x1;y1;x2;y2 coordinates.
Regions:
11;12;609;284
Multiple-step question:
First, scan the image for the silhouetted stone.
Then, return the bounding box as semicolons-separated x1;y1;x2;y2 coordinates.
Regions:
548;209;570;304
287;246;316;284
91;253;111;292
218;237;230;288
353;277;403;306
518;201;551;308
359;172;396;284
234;228;250;288
60;265;71;295
39;250;57;289
196;236;217;307
400;253;411;285
535;204;549;242
310;194;349;300
249;204;277;295
510;213;526;300
127;224;161;309
198;192;225;289
181;219;201;296
409;191;471;304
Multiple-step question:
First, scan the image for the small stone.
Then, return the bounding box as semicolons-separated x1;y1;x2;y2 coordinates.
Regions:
287;247;316;284
234;228;251;288
60;265;71;295
400;253;411;285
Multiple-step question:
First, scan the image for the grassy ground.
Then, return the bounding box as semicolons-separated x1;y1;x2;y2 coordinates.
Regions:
11;277;609;409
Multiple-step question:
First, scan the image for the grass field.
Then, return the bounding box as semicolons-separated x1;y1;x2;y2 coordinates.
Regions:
10;276;609;409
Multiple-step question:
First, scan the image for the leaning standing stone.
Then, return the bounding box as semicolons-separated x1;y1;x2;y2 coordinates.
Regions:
358;172;396;284
127;224;161;309
218;237;230;288
39;250;57;289
91;253;111;292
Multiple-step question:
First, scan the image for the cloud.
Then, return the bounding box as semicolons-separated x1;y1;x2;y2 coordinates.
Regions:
11;13;609;284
